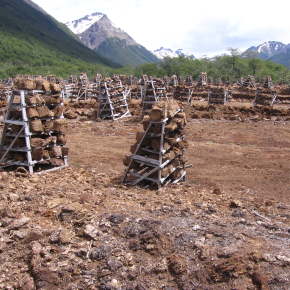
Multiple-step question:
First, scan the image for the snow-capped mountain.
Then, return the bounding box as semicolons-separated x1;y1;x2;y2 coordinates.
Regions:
199;52;229;59
66;12;104;35
66;13;138;50
151;47;195;59
245;41;290;60
65;12;159;66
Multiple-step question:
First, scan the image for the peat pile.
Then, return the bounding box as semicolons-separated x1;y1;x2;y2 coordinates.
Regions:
63;100;98;121
189;103;290;121
1;83;68;173
173;84;194;102
123;100;188;188
13;77;61;92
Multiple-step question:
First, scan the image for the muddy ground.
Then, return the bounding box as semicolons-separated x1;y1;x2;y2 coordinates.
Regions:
0;98;290;290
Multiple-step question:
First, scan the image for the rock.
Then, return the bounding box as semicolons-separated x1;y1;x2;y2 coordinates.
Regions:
212;188;222;195
230;114;239;120
261;253;276;262
32;267;62;289
8;217;30;230
232;209;246;218
18;273;35;290
59;203;82;222
46;198;64;209
194;237;205;248
49;229;60;244
29;176;41;183
8;193;19;202
108;213;127;224
0;206;15;218
59;228;73;244
250;115;261;121
99;283;117;290
168;255;187;275
24;230;43;243
90;245;111;261
276;255;290;263
230;200;243;208
107;258;123;271
205;205;216;214
84;224;100;240
217;246;237;258
64;110;78;119
13;230;28;239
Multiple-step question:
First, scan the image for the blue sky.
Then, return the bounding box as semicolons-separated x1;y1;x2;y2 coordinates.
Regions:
32;0;290;57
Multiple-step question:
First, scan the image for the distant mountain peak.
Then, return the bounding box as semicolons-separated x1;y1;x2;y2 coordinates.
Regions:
64;12;159;66
151;47;195;59
246;41;290;59
66;12;105;34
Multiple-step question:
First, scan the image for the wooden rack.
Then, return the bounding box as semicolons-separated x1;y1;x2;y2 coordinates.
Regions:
208;88;228;105
0;90;68;174
97;80;130;120
253;90;277;107
173;87;193;104
141;80;168;120
121;110;187;189
197;72;208;86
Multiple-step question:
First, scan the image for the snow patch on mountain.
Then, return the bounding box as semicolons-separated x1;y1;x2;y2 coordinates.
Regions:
151;47;195;59
258;42;267;53
199;52;229;59
247;41;290;58
66;13;104;34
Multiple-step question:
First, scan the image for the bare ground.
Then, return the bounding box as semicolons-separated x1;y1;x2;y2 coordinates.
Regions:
0;99;290;289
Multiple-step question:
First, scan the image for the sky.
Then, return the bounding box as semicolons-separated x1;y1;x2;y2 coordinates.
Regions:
31;0;290;58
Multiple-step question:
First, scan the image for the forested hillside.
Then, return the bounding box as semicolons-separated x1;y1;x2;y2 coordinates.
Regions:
0;0;122;79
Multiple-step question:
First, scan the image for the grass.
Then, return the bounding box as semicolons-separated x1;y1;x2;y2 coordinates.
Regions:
0;0;123;79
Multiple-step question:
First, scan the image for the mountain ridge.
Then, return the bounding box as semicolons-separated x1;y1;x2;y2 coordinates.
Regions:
245;41;290;60
151;41;290;68
65;13;159;66
150;47;195;59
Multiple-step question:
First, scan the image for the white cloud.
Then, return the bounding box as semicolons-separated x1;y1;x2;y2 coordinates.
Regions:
31;0;290;57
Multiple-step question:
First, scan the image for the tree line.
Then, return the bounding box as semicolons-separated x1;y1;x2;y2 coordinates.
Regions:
133;48;290;84
1;46;290;83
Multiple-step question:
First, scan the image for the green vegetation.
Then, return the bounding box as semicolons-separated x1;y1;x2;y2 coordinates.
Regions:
0;0;123;79
134;50;290;83
95;37;159;67
269;50;290;70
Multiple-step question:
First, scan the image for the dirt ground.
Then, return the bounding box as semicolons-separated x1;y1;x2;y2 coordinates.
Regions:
0;98;290;289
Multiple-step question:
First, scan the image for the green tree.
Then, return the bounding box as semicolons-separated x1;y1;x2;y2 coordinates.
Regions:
227;47;241;77
244;51;263;76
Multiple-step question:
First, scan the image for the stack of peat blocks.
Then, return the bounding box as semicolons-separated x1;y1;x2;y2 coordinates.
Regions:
122;100;188;189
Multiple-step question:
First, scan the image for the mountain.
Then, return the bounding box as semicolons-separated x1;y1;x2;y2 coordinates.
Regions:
246;41;290;59
269;50;290;68
0;0;121;79
199;52;229;59
245;41;290;67
65;13;159;67
151;47;195;59
22;0;48;15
